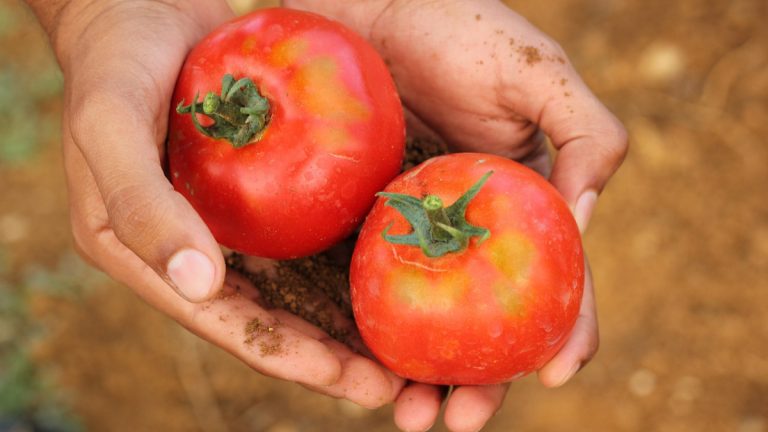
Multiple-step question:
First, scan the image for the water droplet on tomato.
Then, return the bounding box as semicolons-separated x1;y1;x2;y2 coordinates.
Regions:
488;321;503;338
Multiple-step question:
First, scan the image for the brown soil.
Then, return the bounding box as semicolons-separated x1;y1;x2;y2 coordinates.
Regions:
2;0;768;431
227;250;353;342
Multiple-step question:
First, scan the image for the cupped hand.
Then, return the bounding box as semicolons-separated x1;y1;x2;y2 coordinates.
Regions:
45;0;403;407
285;0;628;430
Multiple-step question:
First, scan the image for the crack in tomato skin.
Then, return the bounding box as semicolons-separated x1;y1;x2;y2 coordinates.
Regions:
350;153;584;385
389;245;448;273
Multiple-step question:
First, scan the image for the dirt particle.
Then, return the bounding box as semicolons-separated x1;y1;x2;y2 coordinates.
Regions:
244;317;285;356
519;46;543;65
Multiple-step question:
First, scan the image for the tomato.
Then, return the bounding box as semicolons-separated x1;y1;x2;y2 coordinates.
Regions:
168;8;405;259
350;153;584;385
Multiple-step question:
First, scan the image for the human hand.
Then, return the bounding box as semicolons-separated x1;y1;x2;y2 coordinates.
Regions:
28;0;403;407
284;0;628;430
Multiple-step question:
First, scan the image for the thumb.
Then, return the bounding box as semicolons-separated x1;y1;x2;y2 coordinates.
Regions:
69;88;225;302
540;76;628;232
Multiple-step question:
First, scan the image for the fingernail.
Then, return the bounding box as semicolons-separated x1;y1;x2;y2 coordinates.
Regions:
166;249;215;302
555;363;580;387
573;190;598;234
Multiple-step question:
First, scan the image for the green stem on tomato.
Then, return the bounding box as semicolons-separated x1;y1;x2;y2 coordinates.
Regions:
176;73;270;148
379;171;494;258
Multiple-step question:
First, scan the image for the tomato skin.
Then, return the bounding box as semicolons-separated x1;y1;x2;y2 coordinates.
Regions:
168;8;405;259
350;153;584;385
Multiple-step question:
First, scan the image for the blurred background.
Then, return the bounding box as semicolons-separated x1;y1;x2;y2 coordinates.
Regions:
1;0;766;430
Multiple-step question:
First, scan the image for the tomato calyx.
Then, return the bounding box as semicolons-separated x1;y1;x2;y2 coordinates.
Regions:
378;171;493;258
176;74;270;148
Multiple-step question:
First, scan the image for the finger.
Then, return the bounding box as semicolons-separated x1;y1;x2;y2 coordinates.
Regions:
276;308;405;408
504;42;628;231
67;66;224;302
443;384;509;432
302;337;406;408
394;383;444;432
537;259;598;387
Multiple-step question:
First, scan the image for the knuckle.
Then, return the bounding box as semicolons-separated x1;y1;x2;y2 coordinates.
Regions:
588;337;601;359
69;215;104;271
103;182;169;248
583;328;601;361
68;86;118;148
599;119;630;166
71;238;102;271
610;119;630;148
70;224;94;260
545;38;568;60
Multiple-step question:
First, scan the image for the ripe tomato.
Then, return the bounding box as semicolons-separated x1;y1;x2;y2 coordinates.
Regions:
168;8;405;259
350;153;584;385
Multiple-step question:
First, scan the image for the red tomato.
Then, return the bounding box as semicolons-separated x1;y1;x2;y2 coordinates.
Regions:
168;8;404;259
350;153;584;385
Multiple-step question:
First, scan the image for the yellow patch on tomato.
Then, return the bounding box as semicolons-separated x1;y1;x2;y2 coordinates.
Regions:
490;194;514;214
292;57;369;122
314;126;351;153
269;38;309;67
485;232;535;314
492;281;524;316
487;232;535;283
241;36;259;55
438;339;461;360
390;267;470;311
402;358;436;379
